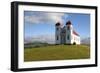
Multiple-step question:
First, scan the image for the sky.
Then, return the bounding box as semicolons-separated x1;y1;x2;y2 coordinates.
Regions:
24;11;90;43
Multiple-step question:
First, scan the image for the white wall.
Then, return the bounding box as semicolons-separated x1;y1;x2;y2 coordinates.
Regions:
0;0;99;73
65;25;72;44
72;34;80;44
55;26;61;44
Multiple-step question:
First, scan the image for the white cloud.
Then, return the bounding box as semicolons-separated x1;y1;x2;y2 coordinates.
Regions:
24;12;68;25
25;34;55;44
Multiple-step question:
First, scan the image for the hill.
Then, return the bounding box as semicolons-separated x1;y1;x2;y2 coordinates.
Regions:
81;37;90;45
24;45;90;62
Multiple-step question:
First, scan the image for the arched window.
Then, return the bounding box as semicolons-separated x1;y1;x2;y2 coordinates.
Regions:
56;28;59;31
67;26;70;30
67;35;70;40
57;36;59;40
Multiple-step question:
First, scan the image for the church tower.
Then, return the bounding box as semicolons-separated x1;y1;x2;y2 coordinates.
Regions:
65;20;73;44
55;20;80;45
55;22;62;44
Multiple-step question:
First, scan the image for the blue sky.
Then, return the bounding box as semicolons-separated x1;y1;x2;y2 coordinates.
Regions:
24;11;90;43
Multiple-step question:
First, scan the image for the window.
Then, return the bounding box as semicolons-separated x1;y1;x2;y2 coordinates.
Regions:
67;26;70;30
56;28;59;31
57;36;59;40
67;35;70;40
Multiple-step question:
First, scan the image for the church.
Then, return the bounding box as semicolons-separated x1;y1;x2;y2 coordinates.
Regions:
55;20;80;45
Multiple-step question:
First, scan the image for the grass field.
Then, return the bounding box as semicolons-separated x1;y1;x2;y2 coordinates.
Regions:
24;45;90;62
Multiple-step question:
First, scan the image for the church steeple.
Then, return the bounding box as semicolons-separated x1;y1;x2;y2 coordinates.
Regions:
55;22;62;44
55;22;61;26
66;20;72;25
55;20;80;45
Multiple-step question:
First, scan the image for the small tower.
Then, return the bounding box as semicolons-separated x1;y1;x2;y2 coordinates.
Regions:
55;22;62;44
65;20;73;44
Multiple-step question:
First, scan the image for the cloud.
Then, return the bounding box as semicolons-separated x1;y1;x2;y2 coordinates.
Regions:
24;11;68;25
24;34;55;44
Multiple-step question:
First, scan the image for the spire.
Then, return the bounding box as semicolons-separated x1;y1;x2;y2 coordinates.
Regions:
55;22;61;26
66;20;72;25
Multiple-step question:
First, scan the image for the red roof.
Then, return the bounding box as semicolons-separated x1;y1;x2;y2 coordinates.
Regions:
73;30;79;36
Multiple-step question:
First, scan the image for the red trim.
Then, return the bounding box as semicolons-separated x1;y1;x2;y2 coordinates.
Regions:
73;30;79;36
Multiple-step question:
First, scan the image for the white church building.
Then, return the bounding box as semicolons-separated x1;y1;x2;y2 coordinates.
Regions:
55;20;80;45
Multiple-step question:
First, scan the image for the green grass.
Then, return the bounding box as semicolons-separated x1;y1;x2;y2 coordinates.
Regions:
24;45;90;62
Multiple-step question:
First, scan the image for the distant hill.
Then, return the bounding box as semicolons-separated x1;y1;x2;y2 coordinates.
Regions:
81;37;90;45
25;37;90;46
24;35;55;44
24;41;49;48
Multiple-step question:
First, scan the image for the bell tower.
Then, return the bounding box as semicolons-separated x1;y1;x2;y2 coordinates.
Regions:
55;22;61;44
65;20;73;44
